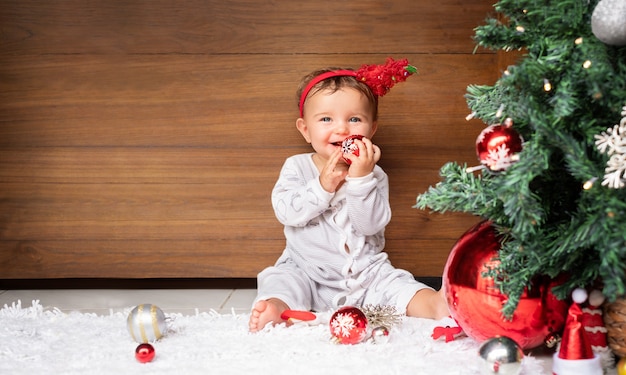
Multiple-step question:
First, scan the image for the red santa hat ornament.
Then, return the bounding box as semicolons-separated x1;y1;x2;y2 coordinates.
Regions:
552;288;603;375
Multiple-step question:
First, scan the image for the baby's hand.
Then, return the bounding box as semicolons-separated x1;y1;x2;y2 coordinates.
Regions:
344;137;380;177
319;149;349;192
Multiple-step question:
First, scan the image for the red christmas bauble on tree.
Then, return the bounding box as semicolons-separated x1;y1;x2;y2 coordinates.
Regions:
442;220;568;350
476;119;523;171
329;306;369;345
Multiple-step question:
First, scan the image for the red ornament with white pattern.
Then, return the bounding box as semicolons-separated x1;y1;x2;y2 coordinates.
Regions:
329;306;369;344
341;135;364;164
476;118;523;171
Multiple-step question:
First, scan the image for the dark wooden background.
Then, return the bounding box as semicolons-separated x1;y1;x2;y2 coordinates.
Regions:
0;0;502;282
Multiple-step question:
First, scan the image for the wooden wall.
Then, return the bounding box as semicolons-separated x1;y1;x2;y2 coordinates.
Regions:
0;0;497;281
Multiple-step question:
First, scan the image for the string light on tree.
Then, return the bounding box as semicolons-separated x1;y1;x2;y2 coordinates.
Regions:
583;177;598;190
495;103;505;118
543;79;553;92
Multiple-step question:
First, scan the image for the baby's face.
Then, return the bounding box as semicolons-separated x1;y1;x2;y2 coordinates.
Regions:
298;87;377;164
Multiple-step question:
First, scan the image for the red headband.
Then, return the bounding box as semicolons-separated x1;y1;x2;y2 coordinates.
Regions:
298;57;417;117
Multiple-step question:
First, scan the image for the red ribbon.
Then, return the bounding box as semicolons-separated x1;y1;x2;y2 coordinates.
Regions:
431;325;463;342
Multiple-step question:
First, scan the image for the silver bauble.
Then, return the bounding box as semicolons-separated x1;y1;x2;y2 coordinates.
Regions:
370;326;390;344
478;336;523;375
127;304;167;343
591;0;626;46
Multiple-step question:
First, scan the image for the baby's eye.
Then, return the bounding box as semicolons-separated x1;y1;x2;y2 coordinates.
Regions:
349;117;361;123
320;117;332;122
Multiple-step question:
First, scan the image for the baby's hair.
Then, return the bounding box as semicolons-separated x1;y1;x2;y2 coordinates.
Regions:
296;68;379;120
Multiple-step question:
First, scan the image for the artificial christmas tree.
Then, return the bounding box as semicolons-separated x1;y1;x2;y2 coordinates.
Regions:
415;0;626;331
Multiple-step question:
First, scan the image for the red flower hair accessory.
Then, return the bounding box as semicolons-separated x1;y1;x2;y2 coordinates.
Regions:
357;57;417;96
298;57;417;117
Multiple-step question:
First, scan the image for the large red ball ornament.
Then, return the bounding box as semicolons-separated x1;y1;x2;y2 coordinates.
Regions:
476;119;523;171
329;306;369;344
442;220;568;350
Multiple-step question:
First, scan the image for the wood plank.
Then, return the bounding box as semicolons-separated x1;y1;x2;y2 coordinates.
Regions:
0;145;478;185
0;54;496;147
387;210;481;238
0;147;479;240
0;0;494;55
0;182;276;222
0;237;474;278
0;192;475;241
0;240;282;278
0;203;474;239
0;148;288;184
386;238;479;277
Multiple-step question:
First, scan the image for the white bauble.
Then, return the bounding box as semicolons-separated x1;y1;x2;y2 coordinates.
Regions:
591;0;626;46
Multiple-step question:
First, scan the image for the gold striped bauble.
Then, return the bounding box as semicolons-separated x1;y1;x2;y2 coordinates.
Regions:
127;304;167;343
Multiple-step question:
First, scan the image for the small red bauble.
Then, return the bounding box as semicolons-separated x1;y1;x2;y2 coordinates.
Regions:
442;220;568;350
135;343;155;363
476;119;523;171
330;306;369;344
341;135;364;164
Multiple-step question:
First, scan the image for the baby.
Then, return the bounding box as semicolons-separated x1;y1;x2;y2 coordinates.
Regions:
249;58;449;332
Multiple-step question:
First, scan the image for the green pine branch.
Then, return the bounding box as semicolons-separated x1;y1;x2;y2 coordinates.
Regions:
414;162;504;219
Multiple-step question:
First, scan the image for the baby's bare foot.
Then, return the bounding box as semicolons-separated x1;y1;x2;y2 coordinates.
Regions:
248;298;289;332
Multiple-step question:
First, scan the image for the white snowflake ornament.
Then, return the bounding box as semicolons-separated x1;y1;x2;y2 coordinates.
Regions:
595;105;626;189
